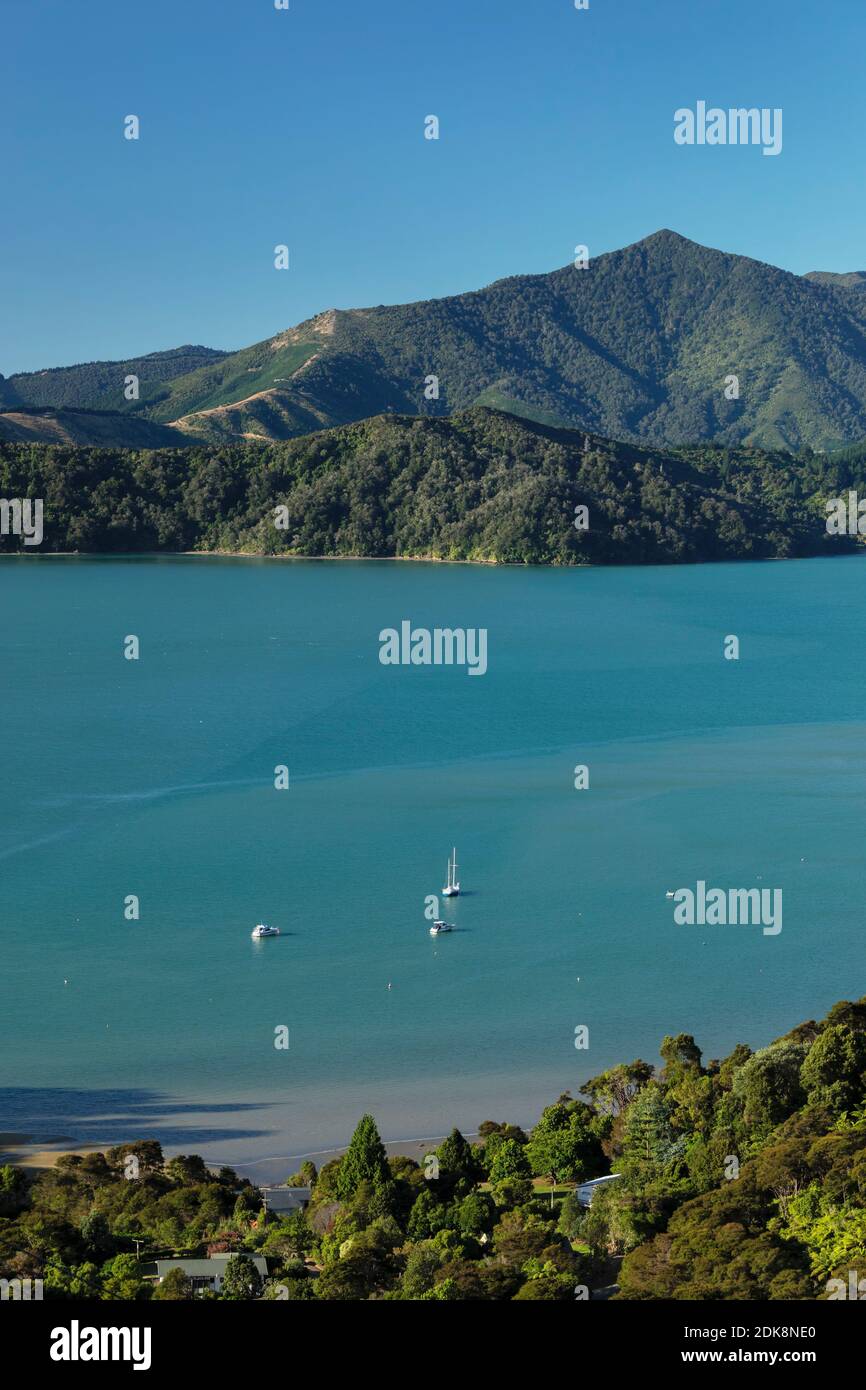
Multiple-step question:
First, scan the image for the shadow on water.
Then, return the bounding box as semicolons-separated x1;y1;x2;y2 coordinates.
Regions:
0;1086;275;1152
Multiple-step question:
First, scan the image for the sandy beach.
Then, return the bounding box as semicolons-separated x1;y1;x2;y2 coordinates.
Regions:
0;1130;477;1181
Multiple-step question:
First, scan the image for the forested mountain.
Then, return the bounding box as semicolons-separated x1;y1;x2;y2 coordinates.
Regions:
2;991;864;1301
8;232;866;451
0;407;861;565
0;345;227;412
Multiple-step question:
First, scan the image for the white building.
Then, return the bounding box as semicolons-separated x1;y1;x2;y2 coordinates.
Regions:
576;1174;622;1207
151;1252;268;1294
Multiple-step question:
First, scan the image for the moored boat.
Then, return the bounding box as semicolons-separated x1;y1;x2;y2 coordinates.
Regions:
442;847;460;897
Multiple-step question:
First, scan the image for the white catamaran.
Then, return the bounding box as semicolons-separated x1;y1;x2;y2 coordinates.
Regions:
442;847;460;897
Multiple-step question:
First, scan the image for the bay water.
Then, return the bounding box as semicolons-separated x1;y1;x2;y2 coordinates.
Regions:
1;554;863;1179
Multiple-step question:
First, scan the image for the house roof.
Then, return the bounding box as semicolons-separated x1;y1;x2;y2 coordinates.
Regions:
155;1254;268;1278
261;1185;311;1210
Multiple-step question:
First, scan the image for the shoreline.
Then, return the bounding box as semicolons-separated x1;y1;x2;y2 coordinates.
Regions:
0;547;861;569
0;1129;481;1180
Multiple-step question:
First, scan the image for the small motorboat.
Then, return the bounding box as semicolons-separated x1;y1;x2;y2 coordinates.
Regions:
429;920;453;936
252;923;281;938
665;891;676;898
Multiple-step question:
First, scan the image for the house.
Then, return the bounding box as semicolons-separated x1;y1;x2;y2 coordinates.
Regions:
149;1252;268;1294
260;1185;311;1215
576;1174;622;1208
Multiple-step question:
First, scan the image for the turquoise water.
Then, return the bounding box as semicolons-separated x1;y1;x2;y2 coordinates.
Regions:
1;554;864;1179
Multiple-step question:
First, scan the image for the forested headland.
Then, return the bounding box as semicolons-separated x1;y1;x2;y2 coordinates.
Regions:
1;407;863;567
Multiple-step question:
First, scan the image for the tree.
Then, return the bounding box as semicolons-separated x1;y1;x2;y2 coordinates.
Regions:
271;1209;312;1259
402;1241;443;1298
165;1154;209;1185
406;1186;450;1241
579;1061;654;1116
513;1269;576;1300
67;1262;103;1298
152;1267;193;1301
315;1226;396;1301
286;1160;318;1188
660;1033;702;1082
220;1254;264;1301
526;1102;605;1182
80;1212;114;1261
233;1188;260;1221
488;1139;531;1184
455;1191;495;1237
0;1165;28;1217
263;1275;315;1300
490;1175;533;1209
800;1025;866;1115
336;1115;389;1200
101;1254;147;1301
106;1141;163;1175
620;1085;683;1184
435;1129;479;1193
557;1191;585;1241
733;1042;807;1136
313;1159;342;1200
491;1209;557;1267
478;1124;528;1174
717;1042;753;1090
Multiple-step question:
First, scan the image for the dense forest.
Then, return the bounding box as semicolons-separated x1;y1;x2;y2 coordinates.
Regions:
1;407;863;566
0;346;226;412
2;992;864;1300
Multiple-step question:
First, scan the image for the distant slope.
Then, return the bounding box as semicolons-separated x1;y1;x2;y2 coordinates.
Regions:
804;269;866;291
6;345;228;412
0;375;25;408
0;407;858;564
0;407;194;448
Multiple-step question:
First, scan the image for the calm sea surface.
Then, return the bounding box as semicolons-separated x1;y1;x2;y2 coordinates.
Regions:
1;554;864;1179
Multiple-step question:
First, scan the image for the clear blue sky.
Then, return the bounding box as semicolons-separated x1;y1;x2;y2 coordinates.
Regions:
2;0;863;376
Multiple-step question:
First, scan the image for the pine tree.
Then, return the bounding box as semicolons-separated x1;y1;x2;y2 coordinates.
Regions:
336;1114;389;1199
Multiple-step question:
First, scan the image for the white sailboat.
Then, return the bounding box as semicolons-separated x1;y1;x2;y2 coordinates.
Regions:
442;847;460;897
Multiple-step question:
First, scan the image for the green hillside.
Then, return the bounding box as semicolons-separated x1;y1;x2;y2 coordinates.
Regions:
5;345;228;412
147;336;322;423
0;407;860;564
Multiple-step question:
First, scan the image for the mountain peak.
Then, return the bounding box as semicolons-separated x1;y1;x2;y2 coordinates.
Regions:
9;232;866;453
642;228;691;243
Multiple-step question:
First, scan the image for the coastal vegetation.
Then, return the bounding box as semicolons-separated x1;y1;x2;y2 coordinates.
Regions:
2;992;864;1300
1;407;863;566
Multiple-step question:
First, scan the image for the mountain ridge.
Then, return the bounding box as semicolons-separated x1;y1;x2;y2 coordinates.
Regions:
9;232;866;451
